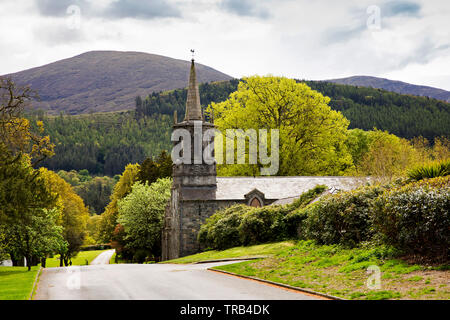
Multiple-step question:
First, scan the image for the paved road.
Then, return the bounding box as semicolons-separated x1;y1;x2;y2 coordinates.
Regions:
90;250;115;265
35;261;320;300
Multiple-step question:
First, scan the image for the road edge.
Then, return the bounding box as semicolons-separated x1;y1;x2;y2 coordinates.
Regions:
29;266;42;300
195;256;269;264
208;267;345;300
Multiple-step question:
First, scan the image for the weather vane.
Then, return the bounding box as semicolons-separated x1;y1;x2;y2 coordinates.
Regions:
191;49;195;61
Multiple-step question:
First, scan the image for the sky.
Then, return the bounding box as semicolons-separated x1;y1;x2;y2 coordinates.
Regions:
0;0;449;90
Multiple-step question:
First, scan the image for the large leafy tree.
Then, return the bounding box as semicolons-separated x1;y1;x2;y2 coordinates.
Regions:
6;208;66;270
98;163;141;243
208;76;353;176
117;178;172;261
0;78;58;269
0;154;59;269
346;129;420;177
39;168;90;266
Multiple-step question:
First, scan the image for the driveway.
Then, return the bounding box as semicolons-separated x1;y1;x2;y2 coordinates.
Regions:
90;250;115;265
34;261;321;300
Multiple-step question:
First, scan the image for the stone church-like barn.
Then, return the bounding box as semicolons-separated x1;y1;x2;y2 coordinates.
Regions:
161;59;367;261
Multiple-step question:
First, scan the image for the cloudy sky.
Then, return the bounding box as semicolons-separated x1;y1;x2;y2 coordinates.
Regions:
1;0;449;90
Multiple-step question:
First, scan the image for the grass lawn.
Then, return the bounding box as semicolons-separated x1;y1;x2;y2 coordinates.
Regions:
44;250;108;267
0;266;39;300
167;240;449;300
162;241;294;264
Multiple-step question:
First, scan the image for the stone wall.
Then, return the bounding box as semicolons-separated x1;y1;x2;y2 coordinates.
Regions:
178;199;242;257
162;192;242;260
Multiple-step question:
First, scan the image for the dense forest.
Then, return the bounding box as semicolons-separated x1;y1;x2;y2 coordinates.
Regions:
27;79;450;176
134;79;240;121
305;81;450;141
28;111;172;176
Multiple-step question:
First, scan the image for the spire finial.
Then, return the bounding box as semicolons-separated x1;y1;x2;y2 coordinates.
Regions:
190;49;195;61
184;52;202;121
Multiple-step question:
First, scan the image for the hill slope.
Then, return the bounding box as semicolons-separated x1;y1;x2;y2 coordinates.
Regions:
5;51;233;115
328;76;450;103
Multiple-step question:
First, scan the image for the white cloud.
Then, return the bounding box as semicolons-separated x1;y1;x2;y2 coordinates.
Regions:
0;0;449;90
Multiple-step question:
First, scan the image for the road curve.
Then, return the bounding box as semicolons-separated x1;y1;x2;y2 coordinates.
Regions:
90;250;115;265
34;261;321;300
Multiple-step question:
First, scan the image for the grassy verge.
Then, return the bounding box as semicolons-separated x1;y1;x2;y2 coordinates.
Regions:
162;241;295;264
44;250;108;267
109;252;116;264
170;240;448;300
0;266;39;300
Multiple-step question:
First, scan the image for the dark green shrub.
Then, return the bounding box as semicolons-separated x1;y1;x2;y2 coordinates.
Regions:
209;210;245;250
285;185;328;211
407;160;450;181
284;207;308;239
80;244;112;251
284;185;327;237
198;205;249;249
372;176;450;259
303;185;384;247
132;248;149;263
238;206;289;245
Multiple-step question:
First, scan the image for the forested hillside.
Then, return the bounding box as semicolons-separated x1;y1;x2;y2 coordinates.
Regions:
305;81;450;141
328;76;450;102
29;111;172;176
28;79;450;176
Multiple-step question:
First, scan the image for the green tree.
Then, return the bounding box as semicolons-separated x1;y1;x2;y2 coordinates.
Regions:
207;76;353;176
98;163;141;243
137;150;172;185
85;214;102;245
0;156;59;270
7;208;67;269
0;78;58;270
117;178;172;261
39;168;90;266
354;129;420;177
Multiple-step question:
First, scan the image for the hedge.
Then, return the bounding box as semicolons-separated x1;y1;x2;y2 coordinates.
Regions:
302;185;385;247
372;176;450;259
197;177;449;261
198;205;248;250
80;244;112;251
239;206;289;245
198;185;327;250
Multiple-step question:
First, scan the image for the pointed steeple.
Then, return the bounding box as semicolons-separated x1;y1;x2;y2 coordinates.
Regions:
184;59;203;121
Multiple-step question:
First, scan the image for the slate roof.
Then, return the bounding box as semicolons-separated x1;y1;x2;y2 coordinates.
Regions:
215;176;370;201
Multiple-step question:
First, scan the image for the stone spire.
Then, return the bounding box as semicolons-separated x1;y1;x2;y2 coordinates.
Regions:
184;59;203;121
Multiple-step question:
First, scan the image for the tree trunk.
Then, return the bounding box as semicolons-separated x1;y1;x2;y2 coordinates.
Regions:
41;257;46;268
60;255;64;267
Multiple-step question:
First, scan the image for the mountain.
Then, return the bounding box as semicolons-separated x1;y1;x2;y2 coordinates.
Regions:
4;51;233;115
327;76;450;103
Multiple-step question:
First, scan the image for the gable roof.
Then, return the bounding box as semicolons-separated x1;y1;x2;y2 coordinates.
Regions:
215;176;370;200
